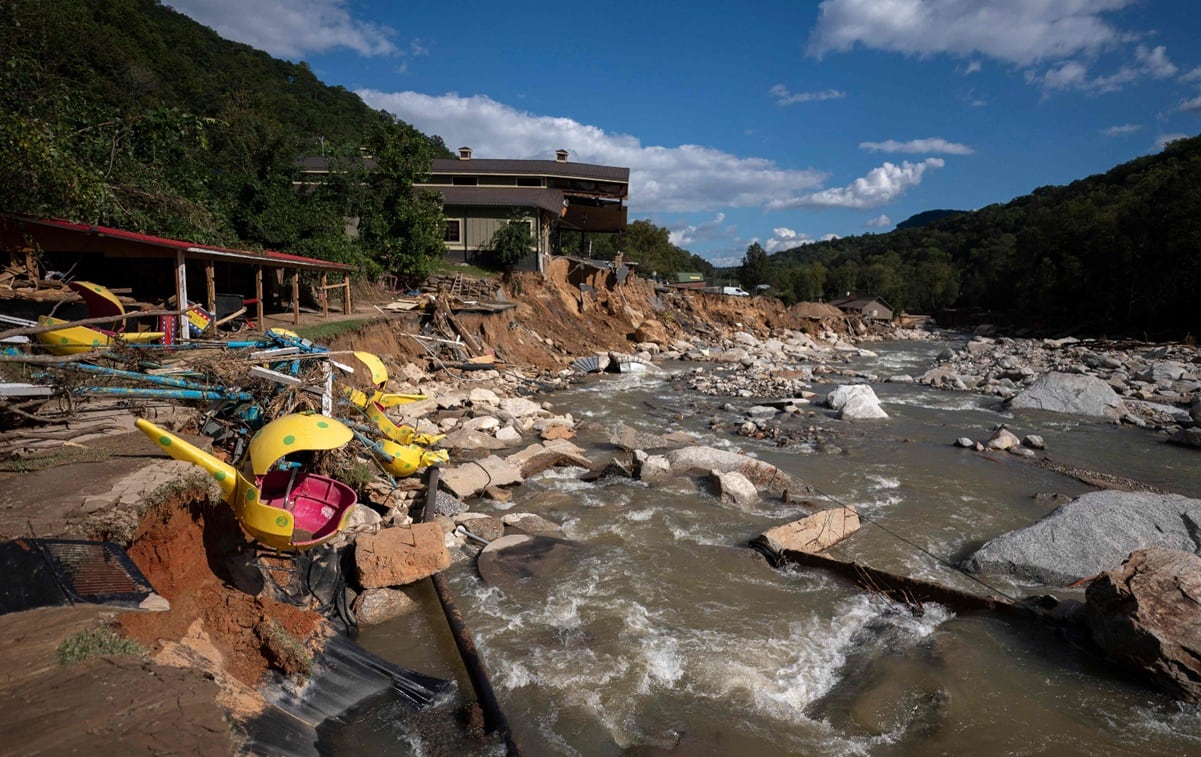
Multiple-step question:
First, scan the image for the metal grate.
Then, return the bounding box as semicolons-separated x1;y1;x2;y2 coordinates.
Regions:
31;539;156;606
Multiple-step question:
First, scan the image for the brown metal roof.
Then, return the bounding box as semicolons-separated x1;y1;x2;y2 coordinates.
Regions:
433;186;567;214
430;157;629;183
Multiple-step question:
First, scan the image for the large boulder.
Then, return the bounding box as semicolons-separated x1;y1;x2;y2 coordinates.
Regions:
608;422;673;451
961;490;1201;584
1007;372;1126;419
1085;549;1201;702
354;523;450;588
827;384;888;420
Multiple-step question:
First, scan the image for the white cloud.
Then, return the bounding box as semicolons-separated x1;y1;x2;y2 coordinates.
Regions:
1101;123;1140;136
669;213;732;247
770;84;847;106
1035;44;1177;93
764;227;807;252
1155;133;1189;151
808;0;1133;65
860;137;974;155
809;1;1175;95
866;214;892;227
766;158;945;210
165;0;398;58
1181;66;1201;83
1179;95;1201;114
962;60;983;75
358;90;831;214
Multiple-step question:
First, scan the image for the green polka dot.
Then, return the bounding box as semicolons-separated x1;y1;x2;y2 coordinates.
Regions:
316;421;329;428
60;337;68;344
282;434;296;445
91;339;100;346
213;471;226;481
275;515;288;527
245;488;256;501
159;436;172;446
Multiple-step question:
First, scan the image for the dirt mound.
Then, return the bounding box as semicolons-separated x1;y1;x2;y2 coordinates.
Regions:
120;492;325;687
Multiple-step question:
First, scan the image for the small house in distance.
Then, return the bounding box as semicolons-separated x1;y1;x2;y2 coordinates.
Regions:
829;294;894;321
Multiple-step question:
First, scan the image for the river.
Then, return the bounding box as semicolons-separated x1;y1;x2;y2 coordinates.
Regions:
336;339;1201;756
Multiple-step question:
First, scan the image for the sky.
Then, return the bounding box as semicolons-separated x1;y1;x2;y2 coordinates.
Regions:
165;0;1201;266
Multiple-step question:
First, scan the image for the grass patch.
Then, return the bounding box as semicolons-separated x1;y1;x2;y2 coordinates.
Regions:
429;259;497;279
294;318;368;343
57;626;147;665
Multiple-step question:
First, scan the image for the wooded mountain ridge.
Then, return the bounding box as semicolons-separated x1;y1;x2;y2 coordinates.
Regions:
752;133;1201;338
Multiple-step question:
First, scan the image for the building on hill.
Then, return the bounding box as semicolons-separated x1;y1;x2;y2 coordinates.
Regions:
297;148;629;274
418;148;629;273
829;294;894;321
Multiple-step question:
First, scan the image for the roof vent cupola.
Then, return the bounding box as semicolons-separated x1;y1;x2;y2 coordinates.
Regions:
458;146;472;160
555;149;569;163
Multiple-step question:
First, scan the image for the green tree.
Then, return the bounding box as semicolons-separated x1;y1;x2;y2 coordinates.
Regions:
483;218;536;270
356;115;445;282
738;242;769;289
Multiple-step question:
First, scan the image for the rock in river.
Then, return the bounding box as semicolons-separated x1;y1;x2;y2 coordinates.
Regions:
1085;548;1201;702
961;490;1201;585
1006;372;1126;419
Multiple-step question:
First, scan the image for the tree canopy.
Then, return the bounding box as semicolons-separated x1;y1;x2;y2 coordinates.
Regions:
0;0;450;283
755;133;1201;337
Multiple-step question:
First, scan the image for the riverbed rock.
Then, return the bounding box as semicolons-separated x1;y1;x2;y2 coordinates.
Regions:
961;490;1201;585
499;397;544;419
352;587;419;625
354;523;451;588
1007;372;1126;419
501;512;566;538
1085;548;1201;702
1167;427;1201;449
757;506;861;555
827;384;889;420
608;422;672;451
710;470;759;509
665;445;812;498
985;427;1022;451
505;439;591;477
637;454;672;484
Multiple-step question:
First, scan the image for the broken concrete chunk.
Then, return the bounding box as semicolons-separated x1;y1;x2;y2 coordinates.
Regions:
353;587;419;625
440;455;524;498
354;523;450;588
758;507;861;555
710;469;759;509
501;512;566;538
505;439;592;478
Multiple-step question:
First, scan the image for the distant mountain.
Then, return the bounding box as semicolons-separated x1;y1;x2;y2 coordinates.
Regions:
763;133;1201;337
895;209;965;229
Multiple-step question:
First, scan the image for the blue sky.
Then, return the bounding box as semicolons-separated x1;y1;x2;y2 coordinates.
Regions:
166;0;1201;266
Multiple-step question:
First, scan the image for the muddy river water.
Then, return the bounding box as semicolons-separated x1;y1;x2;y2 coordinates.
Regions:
339;340;1201;756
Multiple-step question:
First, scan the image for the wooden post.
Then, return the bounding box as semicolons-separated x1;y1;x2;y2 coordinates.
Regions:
175;249;189;342
205;260;216;315
291;269;300;326
255;267;264;332
321;272;328;318
343;275;351;315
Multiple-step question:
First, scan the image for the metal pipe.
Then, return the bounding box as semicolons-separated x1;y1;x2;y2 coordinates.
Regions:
423;467;520;755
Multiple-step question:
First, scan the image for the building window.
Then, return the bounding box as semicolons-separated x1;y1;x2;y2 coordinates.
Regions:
445;220;461;243
452;176;477;186
516;176;542;187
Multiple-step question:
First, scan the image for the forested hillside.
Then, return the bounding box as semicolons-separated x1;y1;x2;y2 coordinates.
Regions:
756;134;1201;337
0;0;450;280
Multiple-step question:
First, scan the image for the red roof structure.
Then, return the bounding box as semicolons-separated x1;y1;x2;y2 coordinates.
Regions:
0;216;352;272
1;215;356;337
